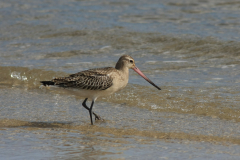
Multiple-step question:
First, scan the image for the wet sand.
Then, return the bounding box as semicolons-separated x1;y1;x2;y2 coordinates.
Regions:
0;86;240;159
0;0;240;159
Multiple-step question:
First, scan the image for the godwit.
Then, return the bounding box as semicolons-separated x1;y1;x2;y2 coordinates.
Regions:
41;55;161;125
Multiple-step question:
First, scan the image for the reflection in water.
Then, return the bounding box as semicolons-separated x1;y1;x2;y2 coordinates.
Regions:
0;0;240;159
1;119;240;145
1;118;240;159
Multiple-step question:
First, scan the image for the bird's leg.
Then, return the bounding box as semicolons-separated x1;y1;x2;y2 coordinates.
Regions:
89;100;95;125
82;98;103;121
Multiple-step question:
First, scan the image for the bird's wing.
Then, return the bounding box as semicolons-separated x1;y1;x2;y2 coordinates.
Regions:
52;67;114;90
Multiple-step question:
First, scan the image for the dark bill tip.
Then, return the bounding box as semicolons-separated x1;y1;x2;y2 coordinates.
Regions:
132;67;161;90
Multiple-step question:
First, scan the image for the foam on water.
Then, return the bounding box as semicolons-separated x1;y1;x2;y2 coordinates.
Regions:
1;0;240;159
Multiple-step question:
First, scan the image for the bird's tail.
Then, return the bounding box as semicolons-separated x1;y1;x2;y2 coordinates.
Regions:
40;81;55;86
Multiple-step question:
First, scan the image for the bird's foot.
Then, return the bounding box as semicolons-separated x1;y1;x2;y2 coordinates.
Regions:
94;114;104;121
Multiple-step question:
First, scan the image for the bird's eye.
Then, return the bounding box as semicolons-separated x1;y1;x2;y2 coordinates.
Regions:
129;60;133;63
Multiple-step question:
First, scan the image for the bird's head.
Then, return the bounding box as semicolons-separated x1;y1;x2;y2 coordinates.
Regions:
115;55;161;90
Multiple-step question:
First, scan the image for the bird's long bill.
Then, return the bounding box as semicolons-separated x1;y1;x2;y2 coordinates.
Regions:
132;67;161;90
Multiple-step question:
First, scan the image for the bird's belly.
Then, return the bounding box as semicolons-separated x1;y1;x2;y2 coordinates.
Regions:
72;80;127;100
64;87;117;100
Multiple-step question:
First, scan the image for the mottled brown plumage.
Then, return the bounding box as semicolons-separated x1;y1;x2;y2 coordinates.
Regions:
51;67;114;90
41;55;161;125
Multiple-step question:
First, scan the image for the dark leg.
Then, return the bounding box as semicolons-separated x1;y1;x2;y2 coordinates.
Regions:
82;98;102;121
89;100;94;125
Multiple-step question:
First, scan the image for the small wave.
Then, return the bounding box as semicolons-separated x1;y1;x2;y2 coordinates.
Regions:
1;66;239;122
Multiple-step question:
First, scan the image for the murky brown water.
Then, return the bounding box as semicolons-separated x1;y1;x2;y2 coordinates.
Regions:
0;0;240;159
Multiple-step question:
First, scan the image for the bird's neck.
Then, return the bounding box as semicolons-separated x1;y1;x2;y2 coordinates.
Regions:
115;62;129;78
115;61;123;70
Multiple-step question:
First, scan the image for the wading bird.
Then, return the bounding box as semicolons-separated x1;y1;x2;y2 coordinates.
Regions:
41;55;161;125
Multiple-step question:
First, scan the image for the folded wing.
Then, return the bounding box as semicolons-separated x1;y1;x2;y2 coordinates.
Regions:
51;67;114;90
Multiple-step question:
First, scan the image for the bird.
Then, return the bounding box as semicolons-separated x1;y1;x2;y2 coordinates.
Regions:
40;55;161;125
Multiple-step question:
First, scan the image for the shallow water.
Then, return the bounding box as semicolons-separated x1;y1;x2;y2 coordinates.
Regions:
0;0;240;159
